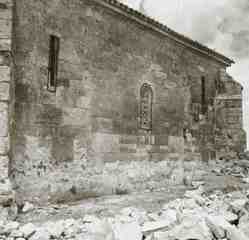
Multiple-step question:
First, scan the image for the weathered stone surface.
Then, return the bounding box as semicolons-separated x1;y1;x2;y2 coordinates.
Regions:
42;221;64;238
0;155;9;179
0;105;8;137
0;66;10;82
19;223;36;238
3;221;20;234
22;202;34;213
0;136;9;155
29;228;50;240
0;19;11;38
112;222;142;240
0;82;9;101
141;220;174;233
205;215;227;239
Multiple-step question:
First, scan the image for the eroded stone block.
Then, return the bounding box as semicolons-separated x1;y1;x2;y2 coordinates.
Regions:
91;133;120;153
0;19;11;38
0;38;11;50
0;66;10;81
0;155;8;179
0;106;8;137
0;136;9;155
0;82;9;100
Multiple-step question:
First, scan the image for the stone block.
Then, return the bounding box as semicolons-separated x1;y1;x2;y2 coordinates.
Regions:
0;8;12;19
0;136;9;154
0;178;11;195
92;117;113;132
0;155;8;179
120;143;137;153
62;107;89;126
119;135;137;144
75;96;91;109
0;0;13;8
0;106;8;137
168;136;184;153
154;135;169;145
0;66;10;82
91;133;120;153
0;19;11;38
0;82;9;100
0;38;10;50
0;101;7;111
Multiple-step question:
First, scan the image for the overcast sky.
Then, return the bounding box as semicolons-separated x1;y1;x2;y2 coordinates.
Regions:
121;0;249;149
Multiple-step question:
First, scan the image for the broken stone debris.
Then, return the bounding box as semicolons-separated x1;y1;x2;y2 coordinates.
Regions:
212;159;249;180
0;188;248;240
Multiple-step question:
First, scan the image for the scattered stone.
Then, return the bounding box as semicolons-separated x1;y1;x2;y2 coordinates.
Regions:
222;211;238;224
10;229;24;238
230;199;248;212
29;227;50;240
167;219;213;240
22;202;34;213
141;220;173;233
19;223;36;238
205;216;227;239
112;222;142;240
3;221;20;234
226;225;249;240
42;221;64;238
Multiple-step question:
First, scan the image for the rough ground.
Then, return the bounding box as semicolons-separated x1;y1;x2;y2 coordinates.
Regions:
1;158;249;240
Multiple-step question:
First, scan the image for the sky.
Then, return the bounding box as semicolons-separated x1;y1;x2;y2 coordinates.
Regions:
120;0;249;149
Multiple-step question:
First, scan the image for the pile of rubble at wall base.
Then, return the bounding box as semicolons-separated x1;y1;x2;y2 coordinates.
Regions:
211;158;249;181
0;187;249;240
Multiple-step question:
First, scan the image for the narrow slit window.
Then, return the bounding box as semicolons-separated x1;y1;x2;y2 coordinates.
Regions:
201;76;206;114
140;83;153;130
48;35;60;92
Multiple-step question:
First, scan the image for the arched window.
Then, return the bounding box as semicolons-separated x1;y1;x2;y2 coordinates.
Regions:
140;83;153;130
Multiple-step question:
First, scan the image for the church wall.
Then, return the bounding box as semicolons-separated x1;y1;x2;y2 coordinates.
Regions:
11;0;228;204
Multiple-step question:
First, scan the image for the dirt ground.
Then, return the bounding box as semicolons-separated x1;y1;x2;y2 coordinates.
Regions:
16;169;249;225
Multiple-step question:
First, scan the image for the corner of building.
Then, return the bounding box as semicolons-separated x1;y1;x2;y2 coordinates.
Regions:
214;69;247;159
0;0;14;206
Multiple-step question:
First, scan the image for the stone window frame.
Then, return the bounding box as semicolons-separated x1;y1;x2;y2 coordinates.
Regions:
47;35;60;92
140;83;153;131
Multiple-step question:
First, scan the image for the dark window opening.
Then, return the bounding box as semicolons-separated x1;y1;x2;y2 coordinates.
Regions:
48;35;60;92
201;76;206;114
140;83;153;130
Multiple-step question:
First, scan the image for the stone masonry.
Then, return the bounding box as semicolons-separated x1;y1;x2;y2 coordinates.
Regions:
0;0;13;205
0;0;246;205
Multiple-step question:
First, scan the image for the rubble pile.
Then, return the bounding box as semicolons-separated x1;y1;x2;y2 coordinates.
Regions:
0;187;249;240
211;159;249;182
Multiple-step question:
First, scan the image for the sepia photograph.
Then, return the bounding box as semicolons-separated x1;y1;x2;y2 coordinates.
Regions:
0;0;249;239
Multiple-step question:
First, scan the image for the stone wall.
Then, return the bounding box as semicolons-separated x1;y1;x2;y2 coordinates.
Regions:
10;0;238;204
215;71;247;159
0;0;13;206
